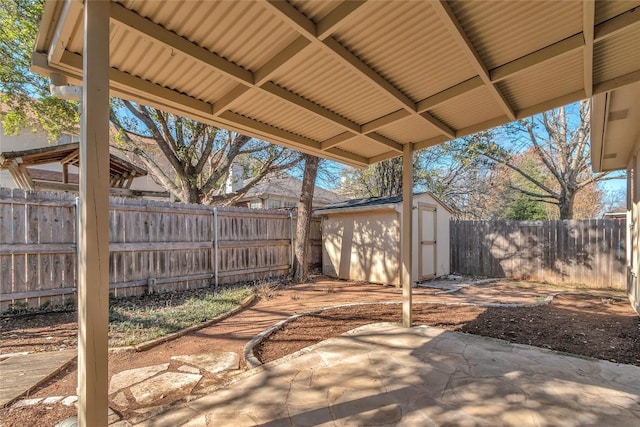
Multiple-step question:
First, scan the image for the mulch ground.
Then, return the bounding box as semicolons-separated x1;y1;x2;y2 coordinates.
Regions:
1;278;638;427
256;294;640;366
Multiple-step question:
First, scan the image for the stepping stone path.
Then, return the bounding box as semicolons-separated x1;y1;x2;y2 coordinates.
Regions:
105;352;239;412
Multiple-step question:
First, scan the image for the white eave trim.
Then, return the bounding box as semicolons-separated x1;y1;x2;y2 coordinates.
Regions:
591;91;610;173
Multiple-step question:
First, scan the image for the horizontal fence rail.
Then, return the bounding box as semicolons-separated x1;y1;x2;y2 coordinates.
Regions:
450;219;627;289
0;188;321;311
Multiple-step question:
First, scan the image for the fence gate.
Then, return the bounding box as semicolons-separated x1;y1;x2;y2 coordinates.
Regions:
418;204;437;280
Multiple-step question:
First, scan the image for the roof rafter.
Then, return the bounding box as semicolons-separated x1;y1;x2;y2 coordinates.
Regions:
431;0;516;121
253;36;310;86
262;0;455;139
47;0;82;64
583;1;595;98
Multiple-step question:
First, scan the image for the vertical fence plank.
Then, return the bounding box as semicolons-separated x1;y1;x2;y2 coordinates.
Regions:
450;219;626;289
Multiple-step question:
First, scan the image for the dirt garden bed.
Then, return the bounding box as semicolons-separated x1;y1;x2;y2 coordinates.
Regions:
0;278;637;426
256;294;640;366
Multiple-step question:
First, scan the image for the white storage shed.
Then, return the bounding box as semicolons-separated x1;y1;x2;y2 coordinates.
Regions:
316;193;452;286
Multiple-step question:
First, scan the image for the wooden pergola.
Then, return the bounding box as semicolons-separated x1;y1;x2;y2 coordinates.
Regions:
0;142;156;195
31;1;640;425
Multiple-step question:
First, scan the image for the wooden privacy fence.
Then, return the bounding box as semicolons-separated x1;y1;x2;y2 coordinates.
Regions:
450;219;627;289
0;188;321;311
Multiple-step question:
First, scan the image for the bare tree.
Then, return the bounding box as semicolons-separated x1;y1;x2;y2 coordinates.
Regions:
110;100;301;204
461;101;621;219
292;154;320;283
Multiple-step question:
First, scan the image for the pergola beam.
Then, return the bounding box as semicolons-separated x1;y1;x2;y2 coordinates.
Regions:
431;0;515;121
583;1;595;98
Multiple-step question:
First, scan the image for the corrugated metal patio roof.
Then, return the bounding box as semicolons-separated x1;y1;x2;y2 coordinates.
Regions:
32;0;640;168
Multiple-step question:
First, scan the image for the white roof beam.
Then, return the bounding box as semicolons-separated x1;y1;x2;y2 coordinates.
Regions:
320;132;356;150
516;89;585;120
212;84;252;116
490;34;584;83
593;69;640;95
594;6;640;41
361;110;412;133
583;1;595;98
110;3;253;84
368;150;407;165
366;133;404;153
219;111;368;167
261;81;360;133
431;0;516;121
253;36;311;86
416;77;483;112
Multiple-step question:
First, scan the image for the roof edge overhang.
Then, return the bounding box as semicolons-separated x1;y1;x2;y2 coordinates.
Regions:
591;81;640;172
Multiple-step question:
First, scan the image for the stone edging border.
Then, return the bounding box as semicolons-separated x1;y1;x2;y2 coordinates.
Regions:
109;293;256;353
243;290;626;368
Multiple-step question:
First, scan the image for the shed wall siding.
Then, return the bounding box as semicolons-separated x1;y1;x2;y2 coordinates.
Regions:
322;210;400;286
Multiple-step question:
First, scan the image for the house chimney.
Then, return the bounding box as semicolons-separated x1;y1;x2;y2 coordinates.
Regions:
225;164;243;194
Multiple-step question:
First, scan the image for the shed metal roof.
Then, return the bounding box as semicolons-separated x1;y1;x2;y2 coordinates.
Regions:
33;1;640;168
315;191;453;214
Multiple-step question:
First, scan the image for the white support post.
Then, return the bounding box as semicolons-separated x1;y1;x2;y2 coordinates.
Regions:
77;1;110;426
401;143;413;327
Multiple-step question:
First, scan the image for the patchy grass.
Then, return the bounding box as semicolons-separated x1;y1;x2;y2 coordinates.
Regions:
108;286;253;347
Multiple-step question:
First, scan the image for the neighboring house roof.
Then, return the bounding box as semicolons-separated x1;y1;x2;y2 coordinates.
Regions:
239;174;344;206
315;192;453;215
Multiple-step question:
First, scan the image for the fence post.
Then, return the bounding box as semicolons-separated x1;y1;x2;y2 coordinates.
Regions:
289;211;294;274
75;196;79;294
213;207;218;290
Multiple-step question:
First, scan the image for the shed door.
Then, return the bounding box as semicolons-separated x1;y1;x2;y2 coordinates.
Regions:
419;204;437;280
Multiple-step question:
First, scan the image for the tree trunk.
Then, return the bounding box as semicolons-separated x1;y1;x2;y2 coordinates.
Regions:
558;192;575;219
293;154;320;283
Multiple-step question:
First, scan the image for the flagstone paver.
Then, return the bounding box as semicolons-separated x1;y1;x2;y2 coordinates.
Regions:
170;352;239;374
140;323;640;427
130;372;202;405
109;363;170;395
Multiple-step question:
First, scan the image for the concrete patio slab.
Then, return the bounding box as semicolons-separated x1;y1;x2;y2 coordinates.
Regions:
0;349;76;407
139;323;640;427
